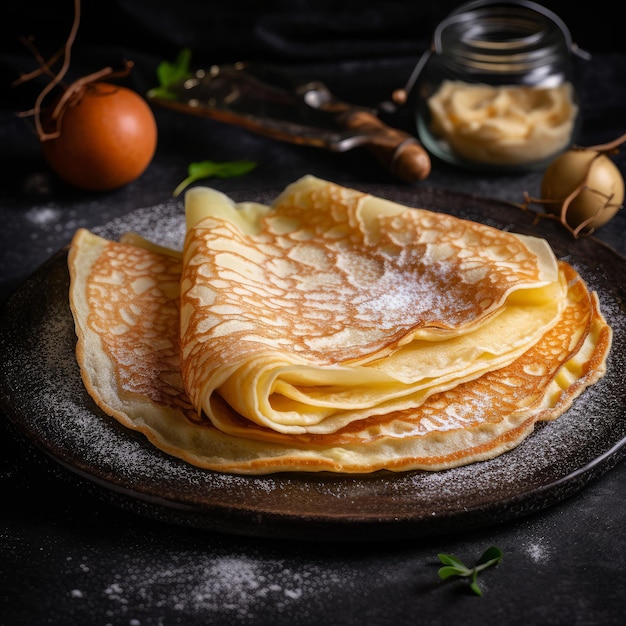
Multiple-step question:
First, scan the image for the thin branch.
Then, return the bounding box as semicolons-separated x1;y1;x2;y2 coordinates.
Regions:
11;36;65;86
585;132;626;154
33;0;82;138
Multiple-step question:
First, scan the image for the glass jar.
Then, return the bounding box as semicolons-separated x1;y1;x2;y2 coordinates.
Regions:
413;0;588;172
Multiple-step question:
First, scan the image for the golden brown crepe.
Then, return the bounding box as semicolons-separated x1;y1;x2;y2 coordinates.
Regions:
67;176;612;474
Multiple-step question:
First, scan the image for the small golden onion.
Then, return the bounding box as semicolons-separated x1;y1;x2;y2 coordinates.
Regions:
541;148;624;231
523;133;626;237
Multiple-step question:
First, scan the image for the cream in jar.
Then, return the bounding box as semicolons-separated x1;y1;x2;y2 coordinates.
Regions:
427;80;578;165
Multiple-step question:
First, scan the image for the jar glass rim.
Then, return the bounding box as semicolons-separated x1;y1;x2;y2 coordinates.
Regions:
433;1;573;57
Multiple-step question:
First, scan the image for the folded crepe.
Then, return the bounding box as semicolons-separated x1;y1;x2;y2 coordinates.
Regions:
68;176;612;474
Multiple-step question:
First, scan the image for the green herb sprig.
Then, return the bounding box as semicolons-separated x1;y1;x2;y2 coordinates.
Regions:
148;48;193;101
172;160;257;197
437;546;503;596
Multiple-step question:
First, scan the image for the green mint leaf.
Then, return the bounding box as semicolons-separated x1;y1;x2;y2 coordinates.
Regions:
213;161;258;178
172;160;257;197
469;572;483;596
187;161;220;180
477;546;503;566
438;565;466;581
436;546;502;596
438;553;468;570
475;546;503;573
158;48;192;88
148;48;193;100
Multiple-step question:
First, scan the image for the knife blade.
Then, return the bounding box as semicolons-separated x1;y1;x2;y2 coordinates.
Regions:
148;63;431;182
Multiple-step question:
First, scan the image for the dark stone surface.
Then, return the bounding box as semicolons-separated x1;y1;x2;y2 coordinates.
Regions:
1;3;625;624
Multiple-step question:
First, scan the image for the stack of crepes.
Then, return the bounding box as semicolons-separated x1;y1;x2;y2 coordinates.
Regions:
68;176;612;474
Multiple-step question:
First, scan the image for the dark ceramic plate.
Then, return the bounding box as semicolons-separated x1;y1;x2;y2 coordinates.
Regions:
1;186;625;542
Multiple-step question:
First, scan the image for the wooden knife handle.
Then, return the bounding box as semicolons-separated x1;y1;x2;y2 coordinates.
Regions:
339;110;431;182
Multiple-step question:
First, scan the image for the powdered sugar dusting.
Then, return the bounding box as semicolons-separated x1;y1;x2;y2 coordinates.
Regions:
525;537;551;564
25;204;63;226
65;551;346;623
93;201;186;251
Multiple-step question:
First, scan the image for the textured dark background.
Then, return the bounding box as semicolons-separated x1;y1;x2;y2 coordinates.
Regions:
4;0;623;62
3;1;622;98
1;3;625;626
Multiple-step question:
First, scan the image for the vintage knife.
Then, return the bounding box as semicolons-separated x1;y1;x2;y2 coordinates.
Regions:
148;63;431;182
